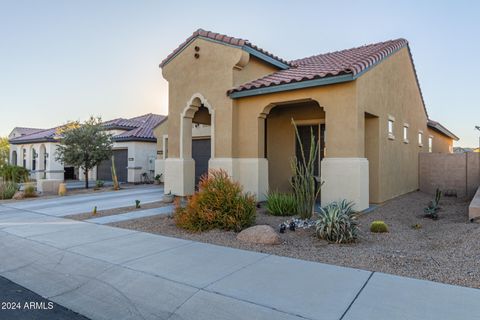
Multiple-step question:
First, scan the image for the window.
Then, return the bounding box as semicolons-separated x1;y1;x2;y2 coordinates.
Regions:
388;115;395;140
403;124;409;143
428;136;433;152
418;131;423;146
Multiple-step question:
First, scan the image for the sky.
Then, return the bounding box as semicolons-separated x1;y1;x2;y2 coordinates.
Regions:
0;0;479;147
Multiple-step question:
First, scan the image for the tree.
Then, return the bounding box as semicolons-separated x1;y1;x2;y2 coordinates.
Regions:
0;137;9;169
56;116;113;189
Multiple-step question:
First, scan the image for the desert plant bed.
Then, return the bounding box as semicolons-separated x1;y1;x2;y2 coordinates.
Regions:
64;200;168;221
109;191;479;289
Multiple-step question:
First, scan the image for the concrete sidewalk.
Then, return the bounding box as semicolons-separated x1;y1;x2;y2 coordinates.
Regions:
0;204;479;320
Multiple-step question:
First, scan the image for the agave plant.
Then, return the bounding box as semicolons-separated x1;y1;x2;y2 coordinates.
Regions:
316;200;358;243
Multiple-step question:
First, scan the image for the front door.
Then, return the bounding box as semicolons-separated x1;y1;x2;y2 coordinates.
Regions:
295;125;320;176
192;138;211;186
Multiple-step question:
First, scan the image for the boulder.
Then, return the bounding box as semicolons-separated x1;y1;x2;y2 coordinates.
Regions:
237;225;281;245
12;191;25;200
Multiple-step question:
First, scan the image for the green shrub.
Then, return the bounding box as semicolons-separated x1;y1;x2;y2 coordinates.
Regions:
370;221;389;233
23;183;37;198
316;200;358;243
135;199;141;208
0;181;18;200
174;169;256;232
265;192;296;216
0;165;29;183
95;180;105;188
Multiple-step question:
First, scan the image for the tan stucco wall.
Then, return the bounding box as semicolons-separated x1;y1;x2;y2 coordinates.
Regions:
428;128;453;153
162;38;280;159
356;47;431;202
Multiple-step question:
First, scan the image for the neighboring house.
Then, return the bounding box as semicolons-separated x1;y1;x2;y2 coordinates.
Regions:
158;29;458;210
454;147;474;153
8;113;166;183
153;119;211;184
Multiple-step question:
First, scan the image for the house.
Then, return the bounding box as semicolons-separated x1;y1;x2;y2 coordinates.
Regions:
157;29;458;210
9;113;166;183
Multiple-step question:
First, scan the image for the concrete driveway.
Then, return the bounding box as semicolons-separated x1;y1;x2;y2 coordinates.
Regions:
3;186;163;216
0;193;479;320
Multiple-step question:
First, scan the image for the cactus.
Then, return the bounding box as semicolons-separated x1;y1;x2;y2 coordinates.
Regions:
111;155;120;191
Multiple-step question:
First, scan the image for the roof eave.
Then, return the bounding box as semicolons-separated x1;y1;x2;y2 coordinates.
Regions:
113;137;157;143
229;74;354;99
160;36;289;70
428;123;459;141
9;138;57;145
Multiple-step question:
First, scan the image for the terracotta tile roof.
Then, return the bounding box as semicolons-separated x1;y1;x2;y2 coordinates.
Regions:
427;119;459;141
113;114;166;142
229;39;408;93
11;127;44;136
10;114;167;144
159;28;290;68
9;127;58;144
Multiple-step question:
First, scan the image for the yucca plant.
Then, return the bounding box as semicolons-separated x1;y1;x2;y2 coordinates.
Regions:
265;191;296;216
316;200;358;243
424;188;442;220
290;119;324;219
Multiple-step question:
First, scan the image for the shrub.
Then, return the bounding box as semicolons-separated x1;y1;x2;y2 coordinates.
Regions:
316;200;358;243
174;169;256;232
95;180;105;188
0;165;29;183
370;221;389;233
0;181;18;200
23;183;37;198
424;188;442;220
135;200;141;208
265;192;296;216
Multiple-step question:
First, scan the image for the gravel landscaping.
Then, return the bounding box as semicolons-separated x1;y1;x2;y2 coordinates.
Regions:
110;191;480;288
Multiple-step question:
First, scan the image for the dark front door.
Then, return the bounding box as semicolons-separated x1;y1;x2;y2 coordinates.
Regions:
295;125;322;176
192;138;211;186
97;149;128;182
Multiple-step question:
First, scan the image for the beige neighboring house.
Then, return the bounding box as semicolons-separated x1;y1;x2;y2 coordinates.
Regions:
9;113;166;183
157;29;458;210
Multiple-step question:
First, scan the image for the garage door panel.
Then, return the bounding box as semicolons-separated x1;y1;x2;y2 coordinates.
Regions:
97;149;128;182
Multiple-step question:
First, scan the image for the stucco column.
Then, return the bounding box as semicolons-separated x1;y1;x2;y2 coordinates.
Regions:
164;104;198;196
320;105;369;211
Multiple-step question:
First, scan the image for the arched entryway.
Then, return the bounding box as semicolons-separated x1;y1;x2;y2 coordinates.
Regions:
180;94;214;188
260;99;325;193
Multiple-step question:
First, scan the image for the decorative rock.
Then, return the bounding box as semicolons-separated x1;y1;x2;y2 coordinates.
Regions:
162;193;175;203
237;225;281;245
12;191;25;200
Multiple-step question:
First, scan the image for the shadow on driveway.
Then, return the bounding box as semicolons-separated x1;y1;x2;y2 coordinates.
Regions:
0;275;89;320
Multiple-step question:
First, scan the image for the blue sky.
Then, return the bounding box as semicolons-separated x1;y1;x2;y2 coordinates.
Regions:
0;0;479;146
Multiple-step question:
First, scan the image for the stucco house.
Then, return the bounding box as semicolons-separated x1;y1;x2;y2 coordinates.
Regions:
9;113;166;183
157;29;458;211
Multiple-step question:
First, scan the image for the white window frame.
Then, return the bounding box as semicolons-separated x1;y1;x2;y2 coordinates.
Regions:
403;123;409;143
418;130;423;147
388;115;395;140
428;136;433;153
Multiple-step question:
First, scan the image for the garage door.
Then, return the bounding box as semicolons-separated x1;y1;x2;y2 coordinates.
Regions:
97;149;128;182
192;139;211;186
